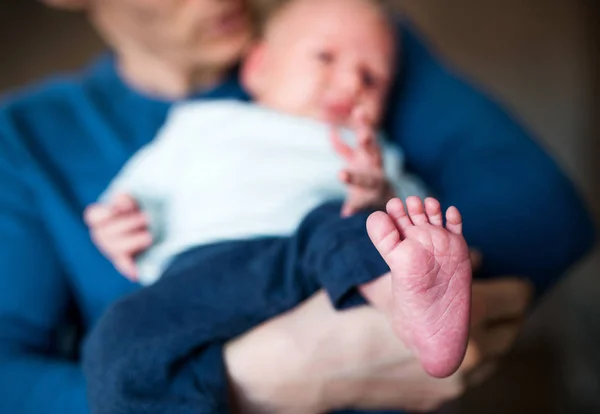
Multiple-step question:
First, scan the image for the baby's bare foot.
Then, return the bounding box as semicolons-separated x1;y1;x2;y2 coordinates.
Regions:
366;196;471;378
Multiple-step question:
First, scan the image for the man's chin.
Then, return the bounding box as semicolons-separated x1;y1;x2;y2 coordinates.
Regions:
41;0;87;10
203;36;253;71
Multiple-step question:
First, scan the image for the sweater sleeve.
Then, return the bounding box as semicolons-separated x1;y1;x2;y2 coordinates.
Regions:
0;115;90;413
385;24;596;295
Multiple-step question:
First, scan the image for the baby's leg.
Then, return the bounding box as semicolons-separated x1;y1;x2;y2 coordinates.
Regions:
83;203;396;414
366;196;472;378
294;202;391;310
83;238;320;414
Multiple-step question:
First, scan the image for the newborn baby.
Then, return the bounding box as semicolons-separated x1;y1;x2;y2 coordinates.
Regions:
83;1;472;413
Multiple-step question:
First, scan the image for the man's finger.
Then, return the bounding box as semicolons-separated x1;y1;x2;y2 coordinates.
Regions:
476;321;522;359
466;361;498;387
458;339;482;373
472;278;533;323
469;249;482;271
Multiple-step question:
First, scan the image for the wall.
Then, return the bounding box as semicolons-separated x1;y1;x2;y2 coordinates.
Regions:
392;1;599;412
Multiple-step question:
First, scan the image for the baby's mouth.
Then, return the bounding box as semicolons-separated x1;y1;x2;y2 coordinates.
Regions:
322;102;355;126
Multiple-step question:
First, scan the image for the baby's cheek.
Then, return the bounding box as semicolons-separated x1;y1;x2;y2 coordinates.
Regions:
295;87;325;119
360;99;383;127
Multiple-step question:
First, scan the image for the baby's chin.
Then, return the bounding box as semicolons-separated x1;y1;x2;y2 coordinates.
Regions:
314;109;353;128
282;106;353;128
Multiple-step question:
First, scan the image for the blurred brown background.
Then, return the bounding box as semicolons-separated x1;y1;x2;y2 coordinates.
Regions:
1;0;598;412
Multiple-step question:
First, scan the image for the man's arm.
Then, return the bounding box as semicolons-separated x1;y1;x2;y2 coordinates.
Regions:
0;125;89;413
386;24;596;295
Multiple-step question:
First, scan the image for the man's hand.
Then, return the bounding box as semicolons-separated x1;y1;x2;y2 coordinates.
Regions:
225;277;532;414
83;193;152;281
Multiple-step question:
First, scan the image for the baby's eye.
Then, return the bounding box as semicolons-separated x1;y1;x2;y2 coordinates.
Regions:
316;51;335;64
362;70;379;89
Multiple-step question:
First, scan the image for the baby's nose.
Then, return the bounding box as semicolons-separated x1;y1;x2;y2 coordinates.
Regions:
338;69;362;97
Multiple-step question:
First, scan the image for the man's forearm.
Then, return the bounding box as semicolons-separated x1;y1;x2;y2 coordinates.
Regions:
225;325;328;414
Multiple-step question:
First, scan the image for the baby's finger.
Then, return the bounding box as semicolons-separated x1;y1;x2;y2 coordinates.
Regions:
93;228;151;258
84;203;116;227
355;122;372;147
358;135;383;167
351;106;373;130
330;127;354;161
355;126;378;155
339;170;352;184
98;212;149;239
340;202;357;218
340;170;382;189
109;232;153;257
112;193;140;214
114;256;139;282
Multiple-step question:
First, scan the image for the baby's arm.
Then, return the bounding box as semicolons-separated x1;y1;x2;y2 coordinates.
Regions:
85;117;181;279
84;194;152;281
332;112;395;217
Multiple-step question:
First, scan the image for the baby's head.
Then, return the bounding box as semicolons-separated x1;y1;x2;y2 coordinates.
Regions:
242;0;396;127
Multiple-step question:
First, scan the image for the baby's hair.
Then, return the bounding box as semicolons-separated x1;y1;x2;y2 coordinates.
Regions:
251;0;397;37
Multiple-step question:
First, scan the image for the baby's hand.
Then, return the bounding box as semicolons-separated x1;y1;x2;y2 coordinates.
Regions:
331;110;394;217
83;193;152;281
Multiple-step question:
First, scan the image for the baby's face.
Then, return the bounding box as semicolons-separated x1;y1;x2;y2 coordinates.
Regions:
243;0;395;127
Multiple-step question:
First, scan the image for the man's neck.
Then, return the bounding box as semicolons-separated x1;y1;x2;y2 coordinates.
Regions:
117;51;228;101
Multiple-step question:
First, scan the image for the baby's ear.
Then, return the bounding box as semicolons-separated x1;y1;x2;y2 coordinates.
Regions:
241;43;268;96
40;0;89;10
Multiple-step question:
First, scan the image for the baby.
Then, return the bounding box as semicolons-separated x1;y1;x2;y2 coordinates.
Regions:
83;0;472;412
